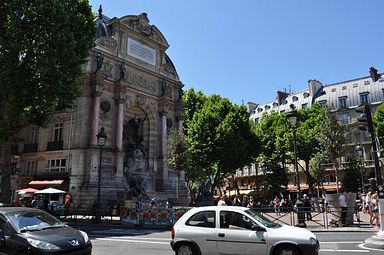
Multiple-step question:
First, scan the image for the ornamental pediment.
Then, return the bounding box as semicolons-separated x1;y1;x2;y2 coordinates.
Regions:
118;13;169;48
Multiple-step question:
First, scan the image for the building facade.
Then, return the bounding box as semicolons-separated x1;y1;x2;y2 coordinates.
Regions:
237;68;384;198
0;8;187;208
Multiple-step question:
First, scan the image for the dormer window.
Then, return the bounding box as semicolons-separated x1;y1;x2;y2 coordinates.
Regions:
265;105;271;110
282;99;288;105
273;102;278;108
257;108;263;113
292;96;298;102
303;92;310;98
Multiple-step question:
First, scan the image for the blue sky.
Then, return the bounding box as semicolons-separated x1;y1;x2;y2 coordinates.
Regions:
89;0;384;105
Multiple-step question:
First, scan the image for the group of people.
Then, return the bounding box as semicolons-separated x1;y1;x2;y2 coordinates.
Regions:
360;191;380;228
217;195;256;208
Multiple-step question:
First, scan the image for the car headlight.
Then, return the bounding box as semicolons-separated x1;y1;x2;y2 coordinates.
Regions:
27;238;60;250
309;237;317;245
79;230;90;243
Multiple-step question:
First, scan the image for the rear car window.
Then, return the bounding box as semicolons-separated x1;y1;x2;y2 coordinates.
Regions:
186;210;215;228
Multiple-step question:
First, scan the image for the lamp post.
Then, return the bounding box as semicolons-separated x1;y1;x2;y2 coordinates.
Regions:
95;127;107;223
287;105;305;225
355;144;365;194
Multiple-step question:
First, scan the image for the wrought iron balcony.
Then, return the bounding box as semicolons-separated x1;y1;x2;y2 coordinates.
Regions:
46;140;64;151
23;143;38;153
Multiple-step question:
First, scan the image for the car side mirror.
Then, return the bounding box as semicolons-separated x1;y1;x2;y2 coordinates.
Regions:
251;224;266;232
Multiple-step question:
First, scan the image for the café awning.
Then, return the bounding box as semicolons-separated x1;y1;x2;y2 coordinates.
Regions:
28;180;64;186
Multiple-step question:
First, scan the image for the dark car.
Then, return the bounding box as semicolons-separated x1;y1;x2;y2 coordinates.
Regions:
0;207;91;255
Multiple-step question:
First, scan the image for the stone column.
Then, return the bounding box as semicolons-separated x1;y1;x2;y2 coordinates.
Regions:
90;89;102;146
161;112;168;182
115;97;126;151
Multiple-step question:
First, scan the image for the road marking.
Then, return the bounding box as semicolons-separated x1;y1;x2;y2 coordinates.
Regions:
320;241;362;244
93;237;170;245
320;249;369;253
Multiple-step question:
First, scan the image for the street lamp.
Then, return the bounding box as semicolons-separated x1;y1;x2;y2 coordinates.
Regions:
355;144;365;194
95;127;107;223
287;104;305;225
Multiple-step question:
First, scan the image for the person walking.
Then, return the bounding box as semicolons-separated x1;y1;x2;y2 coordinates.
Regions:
338;188;348;226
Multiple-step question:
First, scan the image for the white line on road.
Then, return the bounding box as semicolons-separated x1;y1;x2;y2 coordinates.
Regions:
93;237;170;245
320;249;369;253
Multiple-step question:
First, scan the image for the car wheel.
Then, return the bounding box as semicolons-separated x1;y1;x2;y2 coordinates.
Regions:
176;243;197;255
274;244;300;255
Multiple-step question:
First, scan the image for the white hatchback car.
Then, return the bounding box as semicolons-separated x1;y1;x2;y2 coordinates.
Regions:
171;206;319;255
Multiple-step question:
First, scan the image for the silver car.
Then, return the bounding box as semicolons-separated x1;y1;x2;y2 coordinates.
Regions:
170;206;319;255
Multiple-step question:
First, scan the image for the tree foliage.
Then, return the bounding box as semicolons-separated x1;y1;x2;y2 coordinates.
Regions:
184;92;260;192
0;0;95;141
373;101;384;156
295;104;326;186
254;111;290;193
317;107;348;191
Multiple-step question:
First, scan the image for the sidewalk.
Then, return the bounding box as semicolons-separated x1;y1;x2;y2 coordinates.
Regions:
64;211;378;233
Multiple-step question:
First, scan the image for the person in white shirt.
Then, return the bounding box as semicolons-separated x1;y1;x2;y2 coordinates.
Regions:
217;195;227;206
338;188;348;226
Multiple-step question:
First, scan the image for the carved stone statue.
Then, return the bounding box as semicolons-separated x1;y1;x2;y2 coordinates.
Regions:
95;52;104;73
118;62;126;81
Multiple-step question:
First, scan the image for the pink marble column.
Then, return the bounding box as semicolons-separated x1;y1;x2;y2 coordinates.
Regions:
161;113;167;157
90;91;102;145
115;98;125;151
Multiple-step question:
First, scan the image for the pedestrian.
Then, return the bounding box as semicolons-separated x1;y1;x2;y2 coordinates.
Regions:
338;188;348;226
217;195;227;206
273;196;280;215
303;194;312;220
371;194;380;228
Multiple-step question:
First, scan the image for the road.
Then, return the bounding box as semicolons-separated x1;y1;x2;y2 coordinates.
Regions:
83;226;383;255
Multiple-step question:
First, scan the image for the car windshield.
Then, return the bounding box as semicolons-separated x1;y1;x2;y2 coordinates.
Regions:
244;209;280;228
6;210;66;232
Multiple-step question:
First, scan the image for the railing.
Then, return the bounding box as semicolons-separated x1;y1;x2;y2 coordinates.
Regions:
46;140;63;151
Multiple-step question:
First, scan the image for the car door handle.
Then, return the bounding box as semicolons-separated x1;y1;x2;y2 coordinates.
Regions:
218;233;225;237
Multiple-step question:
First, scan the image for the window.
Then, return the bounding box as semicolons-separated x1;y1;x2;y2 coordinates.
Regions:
282;99;288;105
292;96;298;102
25;161;37;175
318;100;327;108
186;210;215;228
53;123;63;142
340;113;349;124
342;86;347;90
303;92;310;98
30;126;37;144
220;211;253;230
265;105;270;110
301;103;308;109
338;97;347;108
331;88;336;92
353;83;358;88
257;108;263;113
360;93;369;104
45;159;66;172
273;102;278;108
364;80;370;85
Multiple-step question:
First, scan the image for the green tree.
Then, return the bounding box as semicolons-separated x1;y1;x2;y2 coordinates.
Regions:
182;88;207;131
295;104;326;187
255;111;290;194
309;152;327;197
186;94;260;194
317;107;348;193
0;0;95;140
0;0;95;203
167;128;192;196
373;101;384;156
342;157;362;193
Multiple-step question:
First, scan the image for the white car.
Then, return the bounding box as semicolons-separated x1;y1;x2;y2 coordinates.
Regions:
171;206;319;255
